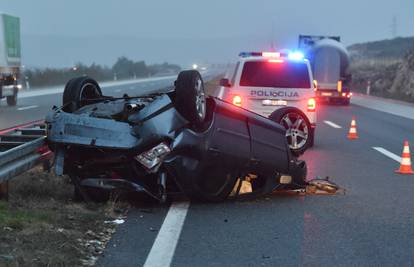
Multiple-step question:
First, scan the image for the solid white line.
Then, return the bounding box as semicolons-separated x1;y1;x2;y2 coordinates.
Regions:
17;105;38;111
143;202;190;267
323;120;342;129
373;147;401;162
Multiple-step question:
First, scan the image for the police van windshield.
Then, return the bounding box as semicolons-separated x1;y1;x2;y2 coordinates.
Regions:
240;61;311;88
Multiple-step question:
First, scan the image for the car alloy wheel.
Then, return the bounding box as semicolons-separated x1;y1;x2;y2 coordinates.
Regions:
195;77;206;121
280;112;309;150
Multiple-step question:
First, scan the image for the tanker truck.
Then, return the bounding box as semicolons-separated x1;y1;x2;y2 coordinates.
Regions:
298;35;352;105
0;13;21;106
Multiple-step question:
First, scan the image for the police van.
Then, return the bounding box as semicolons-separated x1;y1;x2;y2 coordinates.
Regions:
217;51;316;155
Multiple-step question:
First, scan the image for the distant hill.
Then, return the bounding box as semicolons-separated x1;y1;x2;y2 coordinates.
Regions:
348;37;414;61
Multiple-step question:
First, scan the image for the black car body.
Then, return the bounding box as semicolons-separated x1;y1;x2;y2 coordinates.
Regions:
46;71;307;202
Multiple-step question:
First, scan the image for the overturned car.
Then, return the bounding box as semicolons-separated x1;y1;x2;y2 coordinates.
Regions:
46;71;307;202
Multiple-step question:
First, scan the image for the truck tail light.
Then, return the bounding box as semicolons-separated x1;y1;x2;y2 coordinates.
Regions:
232;95;242;107
337;80;342;93
307;98;316;112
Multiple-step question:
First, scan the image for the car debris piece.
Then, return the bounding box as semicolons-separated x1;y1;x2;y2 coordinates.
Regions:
46;71;308;202
306;177;344;195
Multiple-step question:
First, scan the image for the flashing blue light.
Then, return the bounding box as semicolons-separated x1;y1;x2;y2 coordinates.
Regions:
288;51;305;60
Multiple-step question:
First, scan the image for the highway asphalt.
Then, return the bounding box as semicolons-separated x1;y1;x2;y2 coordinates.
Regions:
97;96;414;267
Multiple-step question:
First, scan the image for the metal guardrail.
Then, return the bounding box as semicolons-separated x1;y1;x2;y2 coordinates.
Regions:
0;120;51;200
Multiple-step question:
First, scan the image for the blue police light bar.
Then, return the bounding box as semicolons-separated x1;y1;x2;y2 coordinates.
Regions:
288;51;305;60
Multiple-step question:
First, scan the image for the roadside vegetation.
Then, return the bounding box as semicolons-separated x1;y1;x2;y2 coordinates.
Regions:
349;36;414;102
0;167;127;267
24;57;181;88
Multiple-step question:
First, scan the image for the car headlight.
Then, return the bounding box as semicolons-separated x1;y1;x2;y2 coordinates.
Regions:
135;142;171;170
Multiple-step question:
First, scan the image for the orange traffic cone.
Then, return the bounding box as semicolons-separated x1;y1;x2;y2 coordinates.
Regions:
395;141;414;174
347;116;359;139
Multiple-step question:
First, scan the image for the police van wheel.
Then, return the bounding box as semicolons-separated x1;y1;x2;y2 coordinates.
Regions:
269;107;312;156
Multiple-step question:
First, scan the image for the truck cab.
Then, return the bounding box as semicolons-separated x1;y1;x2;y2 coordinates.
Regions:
0;14;21;106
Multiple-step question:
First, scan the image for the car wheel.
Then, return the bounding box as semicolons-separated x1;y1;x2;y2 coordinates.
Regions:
62;76;102;112
269;107;312;156
6;92;17;106
174;70;206;126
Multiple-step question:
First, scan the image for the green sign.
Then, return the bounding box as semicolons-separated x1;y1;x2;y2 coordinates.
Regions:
3;14;21;58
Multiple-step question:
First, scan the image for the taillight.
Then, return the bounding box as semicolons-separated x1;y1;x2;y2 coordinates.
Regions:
307;98;316;112
232;95;242;107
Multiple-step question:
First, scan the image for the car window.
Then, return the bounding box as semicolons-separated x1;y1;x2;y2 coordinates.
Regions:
240;61;311;88
230;62;240;85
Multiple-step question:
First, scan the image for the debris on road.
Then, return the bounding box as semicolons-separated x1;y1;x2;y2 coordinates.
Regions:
306;177;344;195
104;218;125;225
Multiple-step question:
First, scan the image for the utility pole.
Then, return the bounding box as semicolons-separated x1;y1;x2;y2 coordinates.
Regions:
270;22;275;51
391;15;397;38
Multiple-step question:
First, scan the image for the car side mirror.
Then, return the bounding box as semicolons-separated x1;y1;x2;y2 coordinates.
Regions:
219;78;231;87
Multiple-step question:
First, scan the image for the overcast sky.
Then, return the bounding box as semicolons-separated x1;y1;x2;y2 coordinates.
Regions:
1;0;413;67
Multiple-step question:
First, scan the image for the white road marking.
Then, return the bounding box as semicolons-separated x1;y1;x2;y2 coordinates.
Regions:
373;147;401;162
143;202;190;267
323;120;342;129
17;105;38;111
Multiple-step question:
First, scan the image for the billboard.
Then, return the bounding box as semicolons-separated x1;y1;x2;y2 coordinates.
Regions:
3;14;21;59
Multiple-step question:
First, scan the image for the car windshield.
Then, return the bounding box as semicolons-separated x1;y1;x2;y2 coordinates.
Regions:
240;61;311;88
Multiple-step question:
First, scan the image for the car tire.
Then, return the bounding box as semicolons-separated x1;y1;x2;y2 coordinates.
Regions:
269;107;313;156
6;92;17;106
308;128;315;148
62;76;102;113
174;70;206;127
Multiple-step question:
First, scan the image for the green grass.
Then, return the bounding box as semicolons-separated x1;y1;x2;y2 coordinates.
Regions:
0;201;51;230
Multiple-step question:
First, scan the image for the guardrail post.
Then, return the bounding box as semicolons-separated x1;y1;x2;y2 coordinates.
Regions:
0;181;9;201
